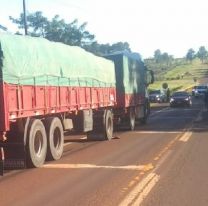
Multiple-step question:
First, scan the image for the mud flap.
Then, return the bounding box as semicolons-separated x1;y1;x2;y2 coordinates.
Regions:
0;143;26;170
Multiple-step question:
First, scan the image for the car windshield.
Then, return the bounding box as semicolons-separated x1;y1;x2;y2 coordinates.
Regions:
150;90;161;94
172;92;189;97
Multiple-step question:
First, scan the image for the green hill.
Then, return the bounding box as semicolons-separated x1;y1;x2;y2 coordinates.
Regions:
148;58;208;92
164;59;208;80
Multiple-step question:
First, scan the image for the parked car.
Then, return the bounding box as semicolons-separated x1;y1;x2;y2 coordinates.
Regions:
149;90;166;103
170;91;192;107
192;85;208;97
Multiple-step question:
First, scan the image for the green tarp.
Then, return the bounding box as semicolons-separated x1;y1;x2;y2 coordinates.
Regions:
0;34;115;87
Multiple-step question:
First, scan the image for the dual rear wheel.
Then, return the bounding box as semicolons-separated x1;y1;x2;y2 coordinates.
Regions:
26;117;64;168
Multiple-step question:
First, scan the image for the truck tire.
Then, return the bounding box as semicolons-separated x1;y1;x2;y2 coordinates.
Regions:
45;117;64;161
127;107;136;131
105;110;114;140
87;110;113;141
26;119;47;168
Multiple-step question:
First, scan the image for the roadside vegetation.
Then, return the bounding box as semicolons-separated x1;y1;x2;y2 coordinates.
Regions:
145;50;208;94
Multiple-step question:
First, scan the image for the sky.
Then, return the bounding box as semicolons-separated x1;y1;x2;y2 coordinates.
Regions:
0;0;208;58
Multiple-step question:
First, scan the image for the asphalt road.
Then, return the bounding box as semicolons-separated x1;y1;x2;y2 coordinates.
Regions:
0;97;208;206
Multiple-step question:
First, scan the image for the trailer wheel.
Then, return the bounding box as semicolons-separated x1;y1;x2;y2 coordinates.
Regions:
127;107;136;130
105;110;114;140
45;117;64;161
26;119;47;168
87;110;113;141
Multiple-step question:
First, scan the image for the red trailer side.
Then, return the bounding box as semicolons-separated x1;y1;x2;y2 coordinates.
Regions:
0;83;9;136
1;83;116;132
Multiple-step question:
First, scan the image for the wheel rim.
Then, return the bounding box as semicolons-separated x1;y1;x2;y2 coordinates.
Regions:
34;130;44;157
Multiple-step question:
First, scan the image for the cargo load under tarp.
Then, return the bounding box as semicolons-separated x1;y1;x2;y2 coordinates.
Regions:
0;34;115;87
106;52;146;94
105;52;148;107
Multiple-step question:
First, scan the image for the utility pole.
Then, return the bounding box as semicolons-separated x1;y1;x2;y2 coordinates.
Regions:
23;0;28;35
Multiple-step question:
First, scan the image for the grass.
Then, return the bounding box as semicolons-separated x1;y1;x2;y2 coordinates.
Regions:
164;59;208;79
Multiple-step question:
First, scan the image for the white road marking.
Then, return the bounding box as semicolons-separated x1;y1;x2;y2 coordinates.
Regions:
119;173;160;206
42;164;146;170
179;131;192;142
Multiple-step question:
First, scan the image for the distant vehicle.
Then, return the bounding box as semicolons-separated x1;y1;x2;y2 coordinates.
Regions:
170;91;192;107
192;85;208;97
149;90;166;103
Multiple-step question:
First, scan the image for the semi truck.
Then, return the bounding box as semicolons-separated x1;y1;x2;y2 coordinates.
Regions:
0;34;153;171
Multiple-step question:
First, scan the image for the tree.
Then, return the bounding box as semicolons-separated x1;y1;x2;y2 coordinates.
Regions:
109;42;131;53
153;50;174;67
197;46;207;63
27;11;48;37
10;12;95;48
186;48;195;63
154;49;162;63
10;11;48;37
161;52;169;65
10;11;132;56
84;42;131;56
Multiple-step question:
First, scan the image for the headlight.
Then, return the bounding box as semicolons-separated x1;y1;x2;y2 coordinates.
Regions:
170;98;174;102
185;97;189;101
156;95;159;98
